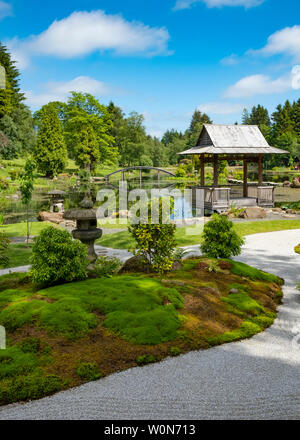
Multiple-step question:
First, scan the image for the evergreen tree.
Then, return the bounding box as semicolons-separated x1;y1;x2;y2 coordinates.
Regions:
0;43;24;108
186;110;212;148
34;105;67;177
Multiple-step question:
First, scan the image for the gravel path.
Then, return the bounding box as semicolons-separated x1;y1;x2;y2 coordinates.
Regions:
0;230;300;420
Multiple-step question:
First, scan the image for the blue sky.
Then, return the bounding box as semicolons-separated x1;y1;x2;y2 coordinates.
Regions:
0;0;300;137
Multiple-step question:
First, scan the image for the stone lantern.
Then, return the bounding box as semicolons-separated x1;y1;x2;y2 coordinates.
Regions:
63;197;102;266
48;190;66;213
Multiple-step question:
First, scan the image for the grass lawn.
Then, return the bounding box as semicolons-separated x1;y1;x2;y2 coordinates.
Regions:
0;258;283;405
0;244;33;269
97;219;300;249
0;222;60;238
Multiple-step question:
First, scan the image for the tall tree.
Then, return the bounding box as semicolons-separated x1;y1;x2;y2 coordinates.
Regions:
34;104;67;177
186;110;212;148
64;93;117;171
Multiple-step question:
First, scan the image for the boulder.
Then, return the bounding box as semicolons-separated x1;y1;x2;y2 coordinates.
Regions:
291;178;300;188
238;207;267;220
283;181;291;187
119;256;151;274
37;211;64;224
229;288;239;295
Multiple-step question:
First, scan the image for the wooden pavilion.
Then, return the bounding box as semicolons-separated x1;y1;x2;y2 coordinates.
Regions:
179;124;288;211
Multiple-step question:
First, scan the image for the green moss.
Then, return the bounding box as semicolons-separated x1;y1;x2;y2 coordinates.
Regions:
226;260;283;285
0;346;37;380
0;373;63;405
136;355;156;365
222;293;265;316
207;321;261;346
75;362;102;381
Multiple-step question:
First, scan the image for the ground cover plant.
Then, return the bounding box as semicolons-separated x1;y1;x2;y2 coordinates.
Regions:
0;257;283;406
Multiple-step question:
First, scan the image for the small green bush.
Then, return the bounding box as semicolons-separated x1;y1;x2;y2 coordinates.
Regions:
136;355;156;365
201;215;244;259
169;346;181;357
75;362;102;381
92;256;123;278
295;244;300;255
30;226;88;287
176;166;186;178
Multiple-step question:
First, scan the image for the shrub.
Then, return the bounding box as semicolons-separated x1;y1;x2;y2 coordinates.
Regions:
92;256;123;278
200;214;244;259
30;227;88;287
169;346;181;357
128;200;177;274
75;362;102;381
8;169;18;181
136;355;156;365
295;244;300;255
176;166;186;178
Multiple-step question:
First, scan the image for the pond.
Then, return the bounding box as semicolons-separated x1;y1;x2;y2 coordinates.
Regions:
1;176;300;225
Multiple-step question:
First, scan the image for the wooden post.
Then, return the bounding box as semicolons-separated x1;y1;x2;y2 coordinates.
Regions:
200;155;205;187
122;171;125;182
243;159;248;198
157;170;160;186
213;155;218;187
140;169;142;188
258;155;263;186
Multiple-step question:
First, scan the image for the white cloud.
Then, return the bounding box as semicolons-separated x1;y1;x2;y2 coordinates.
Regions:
250;25;300;62
198;102;244;114
24;76;116;108
220;53;240;66
173;0;264;11
0;1;12;20
6;10;171;69
224;71;295;98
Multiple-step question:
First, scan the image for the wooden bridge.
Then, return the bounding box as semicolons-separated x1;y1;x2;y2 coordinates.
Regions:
104;166;176;184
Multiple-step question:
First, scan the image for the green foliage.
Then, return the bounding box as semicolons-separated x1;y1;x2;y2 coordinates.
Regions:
169;346;181;357
129;223;177;274
30;226;88;287
201;214;244;259
175;166;186;178
92;256;123;278
136;355;156;365
0;232;9;267
227;260;283;284
76;362;102;381
64;93;116;171
295;244;300;254
222;292;265;316
0;373;63;405
34;104;67;177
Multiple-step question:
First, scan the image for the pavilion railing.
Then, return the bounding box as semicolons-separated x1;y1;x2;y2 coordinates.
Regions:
203;187;231;210
247;186;274;206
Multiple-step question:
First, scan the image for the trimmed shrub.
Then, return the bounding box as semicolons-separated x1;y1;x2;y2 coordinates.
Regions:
295;244;300;255
201;214;244;259
30;227;88;287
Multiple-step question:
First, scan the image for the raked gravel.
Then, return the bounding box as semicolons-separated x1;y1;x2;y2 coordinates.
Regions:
0;230;300;420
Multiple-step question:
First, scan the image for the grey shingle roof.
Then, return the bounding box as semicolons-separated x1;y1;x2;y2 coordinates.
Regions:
179;124;288;155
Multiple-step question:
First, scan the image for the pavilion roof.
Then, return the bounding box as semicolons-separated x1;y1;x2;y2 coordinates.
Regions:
179;124;288;155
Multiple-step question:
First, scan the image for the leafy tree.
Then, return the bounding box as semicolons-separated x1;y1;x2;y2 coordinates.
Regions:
34;104;67;177
201;214;244;259
64;92;117;171
19;158;36;245
0;43;24;108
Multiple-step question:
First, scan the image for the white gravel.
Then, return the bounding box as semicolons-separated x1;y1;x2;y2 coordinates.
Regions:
0;229;300;420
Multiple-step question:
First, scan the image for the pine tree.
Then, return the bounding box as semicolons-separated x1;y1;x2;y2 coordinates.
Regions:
249;105;271;126
34;105;67;177
0;43;24;107
186;110;212;148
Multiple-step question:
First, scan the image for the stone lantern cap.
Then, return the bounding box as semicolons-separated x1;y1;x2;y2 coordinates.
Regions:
48;190;66;197
63;208;97;221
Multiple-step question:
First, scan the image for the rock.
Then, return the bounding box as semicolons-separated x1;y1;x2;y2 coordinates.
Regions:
271;208;283;213
282;214;296;218
38;211;64;224
238;207;267;220
287;209;299;215
119;256;151;274
291;178;300;188
229;288;239;294
283;181;291;187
